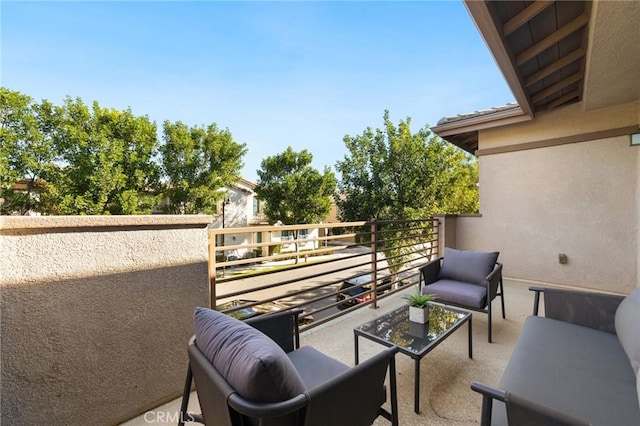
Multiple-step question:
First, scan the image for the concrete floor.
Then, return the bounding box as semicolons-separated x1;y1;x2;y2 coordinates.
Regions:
122;279;536;426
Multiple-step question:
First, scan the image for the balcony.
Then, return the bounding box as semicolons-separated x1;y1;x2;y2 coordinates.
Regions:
0;214;623;425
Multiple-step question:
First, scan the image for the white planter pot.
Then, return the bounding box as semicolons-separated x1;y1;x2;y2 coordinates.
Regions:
409;305;429;324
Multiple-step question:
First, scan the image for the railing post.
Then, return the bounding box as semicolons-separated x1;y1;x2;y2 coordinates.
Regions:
208;228;217;308
433;217;440;260
371;219;378;309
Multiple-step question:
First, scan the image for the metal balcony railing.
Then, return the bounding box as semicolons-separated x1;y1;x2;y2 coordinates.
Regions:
208;218;440;331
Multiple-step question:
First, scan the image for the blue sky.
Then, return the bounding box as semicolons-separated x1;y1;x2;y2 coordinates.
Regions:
2;1;514;182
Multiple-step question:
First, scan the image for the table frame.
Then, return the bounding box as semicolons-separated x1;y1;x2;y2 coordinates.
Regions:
354;305;472;414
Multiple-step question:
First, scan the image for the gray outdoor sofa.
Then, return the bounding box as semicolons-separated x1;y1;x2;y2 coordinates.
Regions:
472;286;640;425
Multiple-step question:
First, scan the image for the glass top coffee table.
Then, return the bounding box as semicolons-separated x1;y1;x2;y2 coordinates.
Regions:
354;303;472;414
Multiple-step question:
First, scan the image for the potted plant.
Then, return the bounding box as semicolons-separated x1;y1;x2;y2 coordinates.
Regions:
404;292;437;324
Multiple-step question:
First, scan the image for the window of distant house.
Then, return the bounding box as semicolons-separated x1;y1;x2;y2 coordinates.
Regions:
281;229;309;241
253;197;260;215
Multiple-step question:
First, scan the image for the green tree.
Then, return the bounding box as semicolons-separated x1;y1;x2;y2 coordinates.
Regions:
335;110;478;273
47;97;161;214
255;147;336;262
336;110;478;222
255;147;336;225
0;88;58;215
160;121;247;214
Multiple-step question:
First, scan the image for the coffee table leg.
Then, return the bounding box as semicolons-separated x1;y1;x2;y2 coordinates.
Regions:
354;334;360;365
468;316;473;359
414;358;420;413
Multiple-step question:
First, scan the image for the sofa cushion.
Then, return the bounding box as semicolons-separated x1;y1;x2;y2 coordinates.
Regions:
615;288;640;374
422;279;487;309
438;247;499;286
493;316;639;425
194;307;306;403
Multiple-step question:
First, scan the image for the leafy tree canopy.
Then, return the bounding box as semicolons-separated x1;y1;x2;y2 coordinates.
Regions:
255;147;336;225
1;88;55;214
160;121;247;214
335;110;478;223
1;88;162;215
48;97;162;214
335;110;478;273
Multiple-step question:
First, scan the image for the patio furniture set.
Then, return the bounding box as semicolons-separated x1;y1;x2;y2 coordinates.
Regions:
177;247;640;425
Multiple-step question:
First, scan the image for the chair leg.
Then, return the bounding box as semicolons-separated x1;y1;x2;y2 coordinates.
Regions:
499;279;506;319
179;364;193;426
390;355;398;426
487;302;492;343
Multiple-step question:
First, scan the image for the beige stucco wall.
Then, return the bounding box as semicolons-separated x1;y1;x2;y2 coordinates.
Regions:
0;215;212;425
455;102;639;294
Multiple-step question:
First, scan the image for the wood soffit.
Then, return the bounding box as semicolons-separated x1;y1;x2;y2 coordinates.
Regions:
439;0;592;155
479;0;590;114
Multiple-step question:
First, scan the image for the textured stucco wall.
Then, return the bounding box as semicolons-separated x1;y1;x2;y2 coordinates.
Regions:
456;135;637;294
0;215;212;425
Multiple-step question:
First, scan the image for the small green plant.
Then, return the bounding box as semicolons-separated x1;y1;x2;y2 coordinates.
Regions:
403;292;437;308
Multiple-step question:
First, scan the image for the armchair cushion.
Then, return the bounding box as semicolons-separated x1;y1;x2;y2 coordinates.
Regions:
194;307;306;403
422;279;487;309
287;346;349;389
438;248;499;286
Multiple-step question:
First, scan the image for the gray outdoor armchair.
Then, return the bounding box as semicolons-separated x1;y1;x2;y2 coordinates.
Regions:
419;247;504;342
179;307;399;426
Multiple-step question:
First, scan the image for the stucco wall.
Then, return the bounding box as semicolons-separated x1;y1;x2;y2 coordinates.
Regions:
0;215;212;425
456;133;638;293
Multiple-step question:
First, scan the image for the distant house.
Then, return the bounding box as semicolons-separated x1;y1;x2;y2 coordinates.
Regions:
0;179;42;216
214;178;343;259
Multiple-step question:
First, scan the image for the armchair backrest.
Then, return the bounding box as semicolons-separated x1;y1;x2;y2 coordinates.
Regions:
438;247;499;286
245;309;300;352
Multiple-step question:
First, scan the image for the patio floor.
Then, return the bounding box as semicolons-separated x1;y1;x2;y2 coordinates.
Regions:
122;279;535;426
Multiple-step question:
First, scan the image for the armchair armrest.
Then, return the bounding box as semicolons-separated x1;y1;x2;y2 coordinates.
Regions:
419;257;442;288
529;287;624;334
228;393;308;419
305;346;399;426
245;310;302;352
485;262;503;300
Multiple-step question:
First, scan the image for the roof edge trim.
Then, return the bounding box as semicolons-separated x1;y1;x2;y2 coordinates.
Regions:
432;106;531;136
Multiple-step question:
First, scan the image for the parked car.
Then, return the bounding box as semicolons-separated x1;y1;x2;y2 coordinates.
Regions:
216;299;314;325
336;274;393;310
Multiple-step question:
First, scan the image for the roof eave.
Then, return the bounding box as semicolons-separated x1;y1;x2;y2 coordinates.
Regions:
463;0;535;119
432;106;530;136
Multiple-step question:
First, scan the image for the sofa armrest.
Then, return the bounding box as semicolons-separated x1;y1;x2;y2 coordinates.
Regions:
245;310;302;353
471;381;505;426
472;381;591;426
529;287;624;334
419;257;442;288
